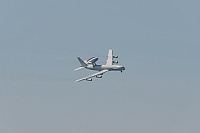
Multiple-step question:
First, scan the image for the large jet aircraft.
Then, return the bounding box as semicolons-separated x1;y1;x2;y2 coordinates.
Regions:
74;49;125;82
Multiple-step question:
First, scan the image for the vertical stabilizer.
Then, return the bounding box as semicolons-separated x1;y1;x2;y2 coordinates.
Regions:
77;57;87;67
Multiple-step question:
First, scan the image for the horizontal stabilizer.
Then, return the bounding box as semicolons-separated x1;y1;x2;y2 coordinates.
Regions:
74;66;84;71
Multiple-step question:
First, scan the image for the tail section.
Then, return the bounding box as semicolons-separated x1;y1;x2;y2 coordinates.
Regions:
74;66;84;71
77;57;87;67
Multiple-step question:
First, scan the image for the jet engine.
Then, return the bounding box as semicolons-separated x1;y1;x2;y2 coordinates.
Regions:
96;75;102;78
112;61;118;64
113;55;118;58
86;78;92;81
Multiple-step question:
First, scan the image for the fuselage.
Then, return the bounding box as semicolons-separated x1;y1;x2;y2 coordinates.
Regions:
86;64;125;71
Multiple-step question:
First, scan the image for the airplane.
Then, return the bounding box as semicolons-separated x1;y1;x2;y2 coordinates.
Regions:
74;49;125;82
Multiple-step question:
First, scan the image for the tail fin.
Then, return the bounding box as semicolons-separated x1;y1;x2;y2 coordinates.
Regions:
77;57;87;67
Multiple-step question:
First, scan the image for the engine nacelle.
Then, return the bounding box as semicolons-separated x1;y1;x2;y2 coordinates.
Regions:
96;75;102;78
86;78;92;81
113;55;118;58
112;61;118;64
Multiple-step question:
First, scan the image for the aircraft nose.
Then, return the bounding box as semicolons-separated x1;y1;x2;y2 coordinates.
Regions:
122;66;125;70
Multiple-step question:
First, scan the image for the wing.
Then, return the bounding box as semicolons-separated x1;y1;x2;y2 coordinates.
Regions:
106;49;113;66
75;69;109;82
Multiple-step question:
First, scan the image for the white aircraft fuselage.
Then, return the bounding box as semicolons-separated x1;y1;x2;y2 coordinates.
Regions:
86;64;125;71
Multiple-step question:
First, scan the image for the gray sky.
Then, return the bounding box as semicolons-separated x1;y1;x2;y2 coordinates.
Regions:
0;0;200;133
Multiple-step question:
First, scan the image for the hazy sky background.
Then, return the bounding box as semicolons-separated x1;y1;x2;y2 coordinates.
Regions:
0;0;200;133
